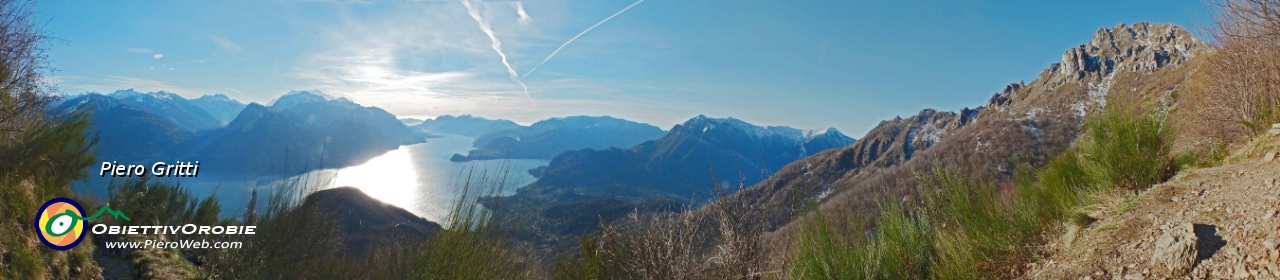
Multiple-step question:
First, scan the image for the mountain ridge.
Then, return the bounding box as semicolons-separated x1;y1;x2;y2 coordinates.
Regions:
489;114;856;254
414;114;522;137
452;115;666;162
696;22;1216;256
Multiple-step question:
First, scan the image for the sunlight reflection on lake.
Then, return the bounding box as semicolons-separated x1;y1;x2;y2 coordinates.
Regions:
303;134;548;224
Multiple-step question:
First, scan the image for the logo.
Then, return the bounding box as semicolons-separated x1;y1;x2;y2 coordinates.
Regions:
34;197;130;250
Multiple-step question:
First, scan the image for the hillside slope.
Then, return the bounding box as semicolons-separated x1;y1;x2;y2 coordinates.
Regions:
191;91;426;175
701;22;1215;264
1025;137;1280;279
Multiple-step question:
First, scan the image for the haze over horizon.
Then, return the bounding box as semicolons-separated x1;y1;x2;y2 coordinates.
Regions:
37;0;1210;135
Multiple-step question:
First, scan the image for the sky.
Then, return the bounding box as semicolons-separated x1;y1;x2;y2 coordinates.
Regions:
35;0;1213;136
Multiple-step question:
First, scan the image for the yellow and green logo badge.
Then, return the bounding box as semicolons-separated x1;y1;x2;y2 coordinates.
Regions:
34;197;130;250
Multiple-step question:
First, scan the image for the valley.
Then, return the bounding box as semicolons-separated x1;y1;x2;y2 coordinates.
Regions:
6;0;1280;278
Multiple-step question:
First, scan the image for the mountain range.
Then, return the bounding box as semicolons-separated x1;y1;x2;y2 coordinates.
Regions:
414;114;522;137
482;22;1212;256
54;94;197;164
104;89;231;131
450;115;666;162
488;115;856;251
190;91;427;175
53;90;427;176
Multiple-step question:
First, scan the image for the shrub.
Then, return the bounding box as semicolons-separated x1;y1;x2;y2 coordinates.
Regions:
1078;96;1177;191
790;201;934;279
104;178;226;229
0;1;100;278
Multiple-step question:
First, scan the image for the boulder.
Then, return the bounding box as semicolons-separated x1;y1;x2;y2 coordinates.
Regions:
1151;223;1199;276
1270;123;1280;136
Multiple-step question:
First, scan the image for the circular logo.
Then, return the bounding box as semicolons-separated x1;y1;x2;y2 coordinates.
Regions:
34;197;87;250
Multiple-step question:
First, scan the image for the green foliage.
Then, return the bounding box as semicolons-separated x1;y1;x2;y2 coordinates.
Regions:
924;168;1041;279
2;246;43;278
105;178;227;228
1022;150;1098;223
0;112;95;217
0;101;97;280
1239;94;1280;136
91;178;230;279
790;203;935;279
1078;98;1177;191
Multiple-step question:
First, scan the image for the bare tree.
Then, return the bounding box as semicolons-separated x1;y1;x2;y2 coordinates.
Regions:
1178;0;1280;152
1211;0;1280;44
0;0;56;140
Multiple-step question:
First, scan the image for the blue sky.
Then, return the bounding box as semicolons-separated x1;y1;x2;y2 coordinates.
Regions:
36;0;1211;135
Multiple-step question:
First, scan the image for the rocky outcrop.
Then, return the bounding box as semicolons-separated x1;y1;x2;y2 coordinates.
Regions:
1151;223;1199;277
1051;22;1210;85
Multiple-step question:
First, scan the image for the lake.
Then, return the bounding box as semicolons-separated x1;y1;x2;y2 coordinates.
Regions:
73;134;549;224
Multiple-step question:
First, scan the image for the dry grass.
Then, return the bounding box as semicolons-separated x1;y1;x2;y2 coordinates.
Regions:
556;171;774;280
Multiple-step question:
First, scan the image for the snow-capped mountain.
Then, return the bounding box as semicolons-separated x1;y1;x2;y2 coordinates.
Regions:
103;89;224;131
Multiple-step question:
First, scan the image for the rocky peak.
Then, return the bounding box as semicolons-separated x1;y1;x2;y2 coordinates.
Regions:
1051;22;1210;84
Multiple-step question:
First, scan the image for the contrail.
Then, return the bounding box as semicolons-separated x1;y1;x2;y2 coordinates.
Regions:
459;0;535;106
522;0;644;79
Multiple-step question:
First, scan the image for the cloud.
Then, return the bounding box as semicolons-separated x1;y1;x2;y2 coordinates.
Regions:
459;0;533;106
126;48;154;54
209;35;242;53
515;2;532;26
523;0;645;78
283;0;594;118
153;53;164;59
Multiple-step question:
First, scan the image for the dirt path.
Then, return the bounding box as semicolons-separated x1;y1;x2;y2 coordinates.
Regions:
1024;149;1280;279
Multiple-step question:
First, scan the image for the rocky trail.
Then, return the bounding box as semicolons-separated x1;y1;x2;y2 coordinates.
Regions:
1025;134;1280;279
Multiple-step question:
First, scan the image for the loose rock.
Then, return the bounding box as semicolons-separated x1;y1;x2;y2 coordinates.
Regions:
1151;223;1199;277
1234;263;1249;279
1266;151;1278;162
1265;235;1279;250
